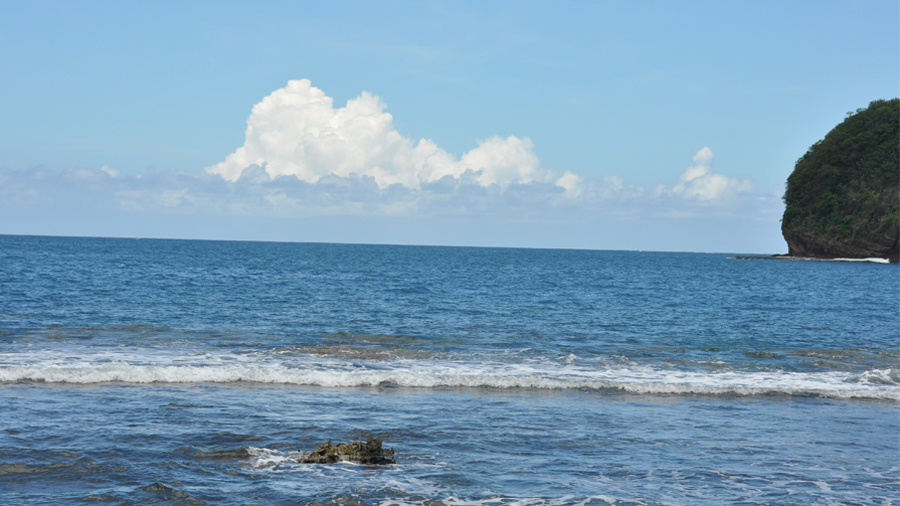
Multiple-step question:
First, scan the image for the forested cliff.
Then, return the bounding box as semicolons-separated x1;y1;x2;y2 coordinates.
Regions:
782;99;899;262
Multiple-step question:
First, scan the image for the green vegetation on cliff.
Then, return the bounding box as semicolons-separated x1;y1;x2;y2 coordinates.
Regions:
782;98;899;260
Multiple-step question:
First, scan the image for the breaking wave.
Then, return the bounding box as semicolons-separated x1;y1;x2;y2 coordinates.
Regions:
1;359;897;400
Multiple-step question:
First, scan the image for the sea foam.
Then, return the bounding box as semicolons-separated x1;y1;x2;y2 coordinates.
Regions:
2;358;897;400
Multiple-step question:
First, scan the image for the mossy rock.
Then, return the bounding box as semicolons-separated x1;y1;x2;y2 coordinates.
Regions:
300;439;395;465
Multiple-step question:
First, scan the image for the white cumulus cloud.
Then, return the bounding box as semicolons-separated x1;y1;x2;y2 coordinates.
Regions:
206;79;567;191
657;147;754;201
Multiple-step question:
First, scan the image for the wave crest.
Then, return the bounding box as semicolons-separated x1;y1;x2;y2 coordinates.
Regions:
2;363;897;401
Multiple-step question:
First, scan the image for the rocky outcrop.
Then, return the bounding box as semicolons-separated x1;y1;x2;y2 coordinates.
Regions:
783;186;899;261
781;99;899;262
300;439;395;465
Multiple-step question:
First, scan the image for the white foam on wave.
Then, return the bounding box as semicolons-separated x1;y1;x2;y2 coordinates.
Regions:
1;355;897;400
435;495;620;506
246;447;293;470
833;257;891;264
791;256;893;264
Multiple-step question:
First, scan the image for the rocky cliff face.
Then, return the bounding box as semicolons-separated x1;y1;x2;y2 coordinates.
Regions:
781;99;899;262
782;187;899;261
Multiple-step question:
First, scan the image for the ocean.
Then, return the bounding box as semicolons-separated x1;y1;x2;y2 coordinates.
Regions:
0;235;897;505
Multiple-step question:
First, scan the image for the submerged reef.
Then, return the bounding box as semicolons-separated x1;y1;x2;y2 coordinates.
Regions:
300;439;395;465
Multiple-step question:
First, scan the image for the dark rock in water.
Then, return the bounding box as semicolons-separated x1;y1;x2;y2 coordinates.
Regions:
0;464;43;476
300;439;395;465
142;482;205;505
81;495;119;502
192;447;254;459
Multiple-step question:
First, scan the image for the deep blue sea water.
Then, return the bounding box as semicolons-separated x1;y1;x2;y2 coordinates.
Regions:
1;235;897;505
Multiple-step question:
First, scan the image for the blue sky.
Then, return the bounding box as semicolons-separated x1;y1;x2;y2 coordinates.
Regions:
1;0;897;253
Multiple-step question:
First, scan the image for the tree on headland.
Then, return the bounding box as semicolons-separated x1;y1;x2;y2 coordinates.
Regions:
781;98;899;262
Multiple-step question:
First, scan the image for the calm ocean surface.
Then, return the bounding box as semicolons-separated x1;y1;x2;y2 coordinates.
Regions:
1;235;897;505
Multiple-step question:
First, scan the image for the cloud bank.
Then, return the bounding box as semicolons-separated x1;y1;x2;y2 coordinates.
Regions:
206;79;578;191
1;80;784;251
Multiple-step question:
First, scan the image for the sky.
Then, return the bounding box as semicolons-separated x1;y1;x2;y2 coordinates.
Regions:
1;0;897;253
